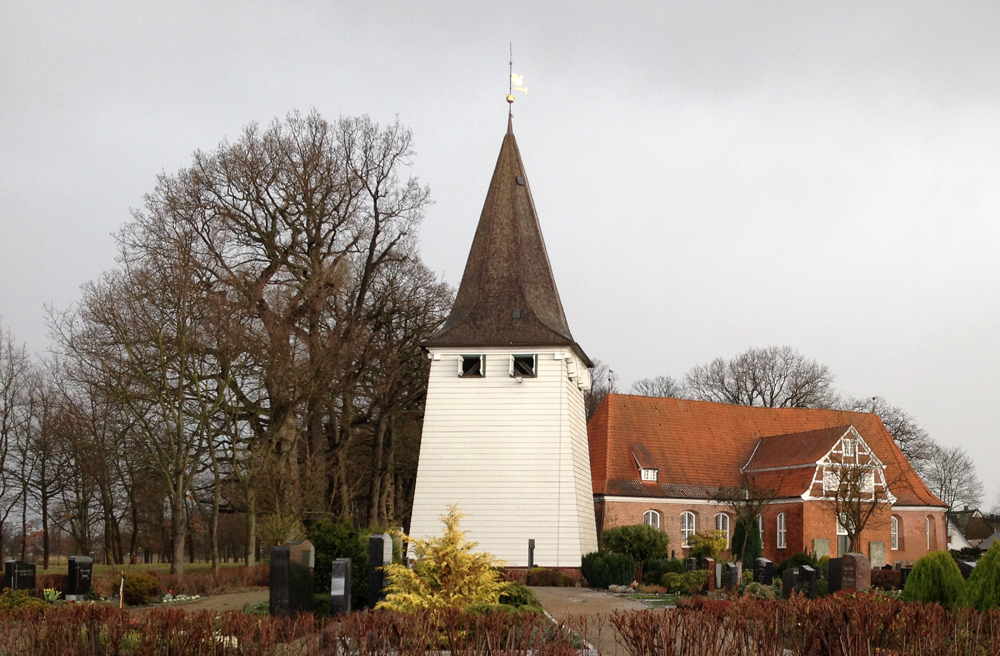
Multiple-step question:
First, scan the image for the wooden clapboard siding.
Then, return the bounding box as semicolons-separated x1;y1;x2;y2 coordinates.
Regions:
409;347;598;567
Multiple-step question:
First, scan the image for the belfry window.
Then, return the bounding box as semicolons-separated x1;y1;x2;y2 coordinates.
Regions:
511;354;537;377
461;355;485;377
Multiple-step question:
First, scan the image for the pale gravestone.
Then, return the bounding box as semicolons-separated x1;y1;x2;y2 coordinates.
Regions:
841;552;871;592
368;533;393;608
66;556;93;601
330;557;351;616
813;538;830;559
827;558;843;593
754;557;773;586
3;560;35;595
799;565;818;599
869;541;886;568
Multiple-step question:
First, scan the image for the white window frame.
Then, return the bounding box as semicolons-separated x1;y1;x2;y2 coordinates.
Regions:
776;513;787;549
823;469;840;492
842;438;855;457
891;516;899;551
640;468;658;482
459;354;485;377
861;471;874;494
926;516;931;550
643;510;660;529
681;511;696;546
715;513;730;547
757;514;764;542
509;354;537;378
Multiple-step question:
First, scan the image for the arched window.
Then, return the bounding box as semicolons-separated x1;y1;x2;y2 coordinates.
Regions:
891;516;899;551
776;513;787;549
757;514;764;542
715;513;730;547
925;516;931;550
643;510;660;529
681;511;696;546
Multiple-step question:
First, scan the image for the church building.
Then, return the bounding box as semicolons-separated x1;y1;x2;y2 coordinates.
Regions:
408;118;599;567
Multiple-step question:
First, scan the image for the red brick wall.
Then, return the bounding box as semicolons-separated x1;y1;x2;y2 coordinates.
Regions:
891;509;947;565
600;501;737;559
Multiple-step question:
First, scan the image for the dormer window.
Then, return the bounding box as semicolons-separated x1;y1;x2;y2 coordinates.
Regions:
641;468;658;482
460;355;484;377
511;354;536;377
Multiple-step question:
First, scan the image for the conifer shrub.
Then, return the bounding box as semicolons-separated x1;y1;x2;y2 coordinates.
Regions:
581;551;635;588
599;524;669;578
731;518;763;564
309;519;368;609
903;550;966;610
660;571;682;591
642;557;685;583
963;541;1000;610
121;573;159;606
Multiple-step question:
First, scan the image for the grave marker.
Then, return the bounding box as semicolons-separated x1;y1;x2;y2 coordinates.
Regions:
799;565;818;599
812;538;830;559
685;557;697;572
269;540;315;617
827;557;843;593
2;560;35;595
754;557;773;586
782;567;799;600
330;557;351;616
724;562;740;590
66;556;93;601
869;541;886;568
701;558;715;592
368;533;393;608
841;552;871;592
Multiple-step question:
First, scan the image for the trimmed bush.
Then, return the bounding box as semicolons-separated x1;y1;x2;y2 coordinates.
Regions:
600;524;669;575
309;519;368;610
581;551;635;588
121;573;159;606
742;581;776;600
903;550;966;610
660;571;681;591
775;551;818;576
642;557;685;583
525;568;577;587
963;541;1000;610
675;570;711;596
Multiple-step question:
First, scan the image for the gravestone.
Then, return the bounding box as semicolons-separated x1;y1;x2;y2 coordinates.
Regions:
528;539;535;569
269;541;315;617
724;562;740;591
368;533;393;608
330;558;351;616
782;567;800;600
813;538;830;559
701;558;715;592
841;552;871;592
957;561;976;579
827;557;843;593
900;567;912;589
66;556;93;601
754;557;773;586
799;565;818;599
2;560;35;594
685;557;697;572
869;541;886;568
715;562;723;590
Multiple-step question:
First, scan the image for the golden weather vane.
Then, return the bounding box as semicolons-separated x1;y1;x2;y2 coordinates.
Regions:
507;43;527;112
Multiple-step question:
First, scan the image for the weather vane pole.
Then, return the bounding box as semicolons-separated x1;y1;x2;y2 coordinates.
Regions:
506;44;527;131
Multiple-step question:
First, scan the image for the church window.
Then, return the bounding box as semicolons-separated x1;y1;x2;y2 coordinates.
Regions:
757;514;764;542
511;354;537;377
842;439;855;457
891;516;899;550
644;510;660;529
460;355;485;377
715;513;730;547
681;511;696;546
640;468;658;481
777;513;787;549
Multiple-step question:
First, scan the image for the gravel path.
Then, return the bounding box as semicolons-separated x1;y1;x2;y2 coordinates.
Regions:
531;587;649;656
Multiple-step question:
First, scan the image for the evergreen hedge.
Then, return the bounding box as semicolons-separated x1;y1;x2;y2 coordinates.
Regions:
581;551;635;588
642;557;685;583
903;550;966;610
963;541;1000;610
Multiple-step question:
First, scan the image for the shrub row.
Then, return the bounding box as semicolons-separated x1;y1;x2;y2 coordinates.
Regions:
610;594;1000;656
0;604;580;655
581;551;635;588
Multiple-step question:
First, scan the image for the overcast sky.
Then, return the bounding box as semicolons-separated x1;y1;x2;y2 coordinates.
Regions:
2;2;999;507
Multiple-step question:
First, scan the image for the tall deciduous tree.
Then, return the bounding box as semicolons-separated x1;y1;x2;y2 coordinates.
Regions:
920;444;984;511
629;375;682;398
684;346;836;408
840;395;936;469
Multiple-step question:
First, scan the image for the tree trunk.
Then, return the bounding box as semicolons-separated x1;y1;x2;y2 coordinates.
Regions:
368;416;388;526
170;489;186;576
246;487;257;567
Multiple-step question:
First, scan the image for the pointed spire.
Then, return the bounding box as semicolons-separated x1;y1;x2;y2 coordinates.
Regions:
507;112;513;134
424;131;589;364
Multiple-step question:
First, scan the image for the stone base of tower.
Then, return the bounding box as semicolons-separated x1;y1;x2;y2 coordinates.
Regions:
409;347;598;568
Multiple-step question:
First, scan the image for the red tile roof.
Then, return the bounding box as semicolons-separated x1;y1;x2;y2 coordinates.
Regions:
587;394;945;507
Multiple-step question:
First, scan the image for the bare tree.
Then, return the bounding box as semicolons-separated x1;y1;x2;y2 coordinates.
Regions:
684;346;836;408
712;473;777;561
630;375;682;398
820;433;897;552
840;395;935;468
0;322;32;563
584;359;615;420
919;444;984;511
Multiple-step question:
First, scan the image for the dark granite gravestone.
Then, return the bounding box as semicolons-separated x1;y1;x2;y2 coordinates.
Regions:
701;558;715;591
799;565;818;599
754;557;773;586
782;567;800;600
330;557;351;616
900;567;912;589
269;541;315;617
368;533;393;609
685;557;697;572
841;552;871;592
3;560;36;594
723;562;740;590
528;539;535;569
66;556;93;601
958;561;976;579
827;557;843;593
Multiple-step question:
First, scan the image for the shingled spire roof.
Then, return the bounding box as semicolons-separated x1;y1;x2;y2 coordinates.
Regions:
424;126;590;365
